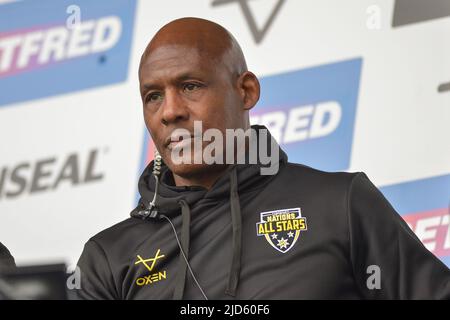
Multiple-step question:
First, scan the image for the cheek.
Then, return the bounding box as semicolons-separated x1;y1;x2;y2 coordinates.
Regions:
219;96;244;128
143;112;152;132
202;90;238;126
143;111;159;139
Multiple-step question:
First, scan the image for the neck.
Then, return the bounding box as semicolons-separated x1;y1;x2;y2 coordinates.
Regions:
172;164;230;190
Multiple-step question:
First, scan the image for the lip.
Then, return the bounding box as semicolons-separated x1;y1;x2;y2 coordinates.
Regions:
164;132;195;150
167;137;194;150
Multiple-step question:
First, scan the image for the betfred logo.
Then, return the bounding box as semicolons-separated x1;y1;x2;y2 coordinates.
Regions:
251;101;341;144
250;58;362;172
0;0;136;107
380;174;450;267
0;16;122;76
403;209;449;257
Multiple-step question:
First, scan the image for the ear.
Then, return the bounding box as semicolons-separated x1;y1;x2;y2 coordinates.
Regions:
237;71;260;111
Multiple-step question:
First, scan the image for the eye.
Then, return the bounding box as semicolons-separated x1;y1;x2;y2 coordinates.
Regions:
145;92;163;103
183;83;201;92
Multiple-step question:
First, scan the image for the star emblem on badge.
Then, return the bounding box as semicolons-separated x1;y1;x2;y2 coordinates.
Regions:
277;237;289;249
287;231;294;238
271;233;278;239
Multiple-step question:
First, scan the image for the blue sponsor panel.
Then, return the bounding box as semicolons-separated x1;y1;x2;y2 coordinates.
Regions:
251;58;362;172
0;0;136;107
380;174;450;267
380;174;450;216
442;255;450;267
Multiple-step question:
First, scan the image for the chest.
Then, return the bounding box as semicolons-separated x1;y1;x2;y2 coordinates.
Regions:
117;194;356;299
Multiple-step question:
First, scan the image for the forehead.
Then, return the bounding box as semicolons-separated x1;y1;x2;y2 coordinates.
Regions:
139;45;218;83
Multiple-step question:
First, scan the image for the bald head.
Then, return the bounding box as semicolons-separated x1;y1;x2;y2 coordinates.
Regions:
138;18;261;185
140;17;247;78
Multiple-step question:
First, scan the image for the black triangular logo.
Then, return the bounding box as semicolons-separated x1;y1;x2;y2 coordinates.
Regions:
212;0;286;44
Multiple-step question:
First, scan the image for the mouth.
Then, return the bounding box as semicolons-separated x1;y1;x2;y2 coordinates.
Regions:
164;132;195;151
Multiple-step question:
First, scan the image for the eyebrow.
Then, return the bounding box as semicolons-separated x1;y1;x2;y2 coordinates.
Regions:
140;72;205;94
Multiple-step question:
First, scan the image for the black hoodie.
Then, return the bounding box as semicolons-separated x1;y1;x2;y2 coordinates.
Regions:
76;125;450;299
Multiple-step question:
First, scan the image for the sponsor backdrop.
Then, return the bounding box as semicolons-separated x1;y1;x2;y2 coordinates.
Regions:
0;0;449;270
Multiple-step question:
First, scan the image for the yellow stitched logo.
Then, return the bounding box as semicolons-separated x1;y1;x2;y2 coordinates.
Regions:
135;249;165;272
256;207;307;253
134;249;167;286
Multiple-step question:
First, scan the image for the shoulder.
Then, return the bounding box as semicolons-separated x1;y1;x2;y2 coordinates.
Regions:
269;162;369;217
279;161;363;191
86;217;154;252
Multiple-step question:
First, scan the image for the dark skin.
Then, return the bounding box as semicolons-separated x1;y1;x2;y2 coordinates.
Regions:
138;18;260;190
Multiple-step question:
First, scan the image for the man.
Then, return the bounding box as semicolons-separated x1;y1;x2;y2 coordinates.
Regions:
76;17;450;299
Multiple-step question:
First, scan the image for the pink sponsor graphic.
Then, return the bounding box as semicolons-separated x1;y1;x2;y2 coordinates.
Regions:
402;208;450;258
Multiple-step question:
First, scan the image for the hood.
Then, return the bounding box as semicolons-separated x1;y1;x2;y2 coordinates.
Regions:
130;125;287;299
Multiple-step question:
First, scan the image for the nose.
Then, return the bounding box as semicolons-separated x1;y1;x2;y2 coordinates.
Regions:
160;89;189;126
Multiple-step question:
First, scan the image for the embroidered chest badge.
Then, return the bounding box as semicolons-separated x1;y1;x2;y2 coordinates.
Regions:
256;207;307;253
